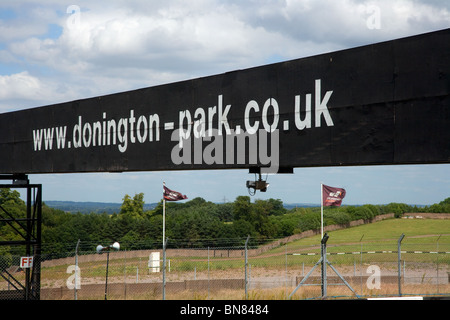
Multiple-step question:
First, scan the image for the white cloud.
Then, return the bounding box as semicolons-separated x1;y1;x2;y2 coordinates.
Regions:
0;71;66;111
3;1;449;101
0;71;41;100
48;3;291;74
0;4;60;42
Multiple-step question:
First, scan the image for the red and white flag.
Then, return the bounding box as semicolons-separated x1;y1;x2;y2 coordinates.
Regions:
322;184;346;207
163;185;188;201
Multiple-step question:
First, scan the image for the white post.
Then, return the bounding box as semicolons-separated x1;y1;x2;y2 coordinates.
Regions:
162;182;167;300
163;181;166;249
321;183;324;239
163;198;166;248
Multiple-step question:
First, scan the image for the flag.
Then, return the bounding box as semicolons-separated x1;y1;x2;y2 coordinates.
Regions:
322;184;346;207
163;185;188;201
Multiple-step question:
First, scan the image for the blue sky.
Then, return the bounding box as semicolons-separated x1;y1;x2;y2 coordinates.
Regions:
1;1;449;205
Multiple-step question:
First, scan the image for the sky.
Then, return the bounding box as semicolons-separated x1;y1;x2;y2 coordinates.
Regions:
0;0;449;206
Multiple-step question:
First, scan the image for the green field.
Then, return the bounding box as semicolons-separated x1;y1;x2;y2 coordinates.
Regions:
271;218;450;248
264;219;450;253
244;218;450;268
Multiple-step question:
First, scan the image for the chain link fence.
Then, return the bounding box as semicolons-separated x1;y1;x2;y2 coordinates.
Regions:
1;236;449;300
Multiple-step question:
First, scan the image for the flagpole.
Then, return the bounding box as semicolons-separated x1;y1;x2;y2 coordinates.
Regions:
161;182;187;300
163;199;165;246
321;183;323;239
163;182;166;249
162;182;166;300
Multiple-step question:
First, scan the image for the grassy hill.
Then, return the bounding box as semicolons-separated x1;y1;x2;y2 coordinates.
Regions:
268;218;450;255
302;218;449;243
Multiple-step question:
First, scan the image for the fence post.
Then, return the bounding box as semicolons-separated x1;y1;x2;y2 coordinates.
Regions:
359;234;364;295
208;246;210;300
285;243;288;299
321;233;329;298
397;233;405;296
123;249;127;300
245;235;250;300
436;234;441;293
74;239;80;301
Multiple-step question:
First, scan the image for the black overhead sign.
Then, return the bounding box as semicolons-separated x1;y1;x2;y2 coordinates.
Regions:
0;28;449;175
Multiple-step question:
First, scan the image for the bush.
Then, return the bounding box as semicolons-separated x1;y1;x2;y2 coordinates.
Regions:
324;209;351;226
363;204;380;217
384;203;411;218
349;206;373;220
297;211;321;232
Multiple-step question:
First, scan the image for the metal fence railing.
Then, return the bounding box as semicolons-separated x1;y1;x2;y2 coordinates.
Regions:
1;235;449;300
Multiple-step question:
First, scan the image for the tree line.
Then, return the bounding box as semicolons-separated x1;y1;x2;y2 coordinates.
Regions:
0;188;449;257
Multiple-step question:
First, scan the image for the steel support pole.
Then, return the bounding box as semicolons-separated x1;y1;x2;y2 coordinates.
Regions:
25;185;31;300
105;251;110;300
75;239;80;300
288;257;323;299
321;233;329;298
245;235;250;300
162;237;168;300
0;176;42;300
398;233;405;296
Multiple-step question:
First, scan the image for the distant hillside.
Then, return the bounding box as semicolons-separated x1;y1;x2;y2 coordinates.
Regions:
44;200;430;215
44;200;317;214
283;203;318;210
44;201;158;214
